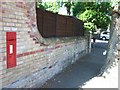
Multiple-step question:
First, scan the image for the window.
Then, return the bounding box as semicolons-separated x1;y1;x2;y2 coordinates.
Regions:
103;32;107;34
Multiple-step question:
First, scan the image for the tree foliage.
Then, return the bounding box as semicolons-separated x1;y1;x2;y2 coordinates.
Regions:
73;2;96;16
37;2;61;13
73;2;111;31
78;10;96;31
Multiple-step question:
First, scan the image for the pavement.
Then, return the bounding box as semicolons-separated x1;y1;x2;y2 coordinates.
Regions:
82;63;118;88
41;39;108;88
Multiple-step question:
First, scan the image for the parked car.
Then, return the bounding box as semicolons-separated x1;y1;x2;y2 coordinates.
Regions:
100;31;110;40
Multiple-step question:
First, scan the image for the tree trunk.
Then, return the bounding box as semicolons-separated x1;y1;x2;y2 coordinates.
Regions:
99;2;120;75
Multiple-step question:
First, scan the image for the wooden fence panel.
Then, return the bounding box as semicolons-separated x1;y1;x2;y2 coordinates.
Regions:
36;9;84;38
36;9;44;36
42;11;56;37
56;14;67;37
66;16;74;36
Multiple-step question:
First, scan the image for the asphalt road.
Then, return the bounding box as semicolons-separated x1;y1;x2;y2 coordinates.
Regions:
41;40;108;88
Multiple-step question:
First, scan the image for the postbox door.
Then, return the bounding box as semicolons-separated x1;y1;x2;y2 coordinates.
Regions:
6;32;16;69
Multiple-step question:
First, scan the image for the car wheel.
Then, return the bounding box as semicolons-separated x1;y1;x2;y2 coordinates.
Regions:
102;37;106;40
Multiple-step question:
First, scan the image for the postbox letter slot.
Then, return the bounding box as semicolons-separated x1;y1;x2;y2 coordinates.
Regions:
10;45;13;54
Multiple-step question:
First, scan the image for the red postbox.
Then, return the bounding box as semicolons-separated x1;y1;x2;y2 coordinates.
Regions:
6;32;16;69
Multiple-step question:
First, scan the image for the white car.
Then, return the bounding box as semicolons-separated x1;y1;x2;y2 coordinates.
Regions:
100;31;110;40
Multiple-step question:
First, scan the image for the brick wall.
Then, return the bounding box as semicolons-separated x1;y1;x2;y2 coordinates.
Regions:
0;1;90;88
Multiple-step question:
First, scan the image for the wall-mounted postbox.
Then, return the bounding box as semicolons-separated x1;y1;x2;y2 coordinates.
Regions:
6;32;16;69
